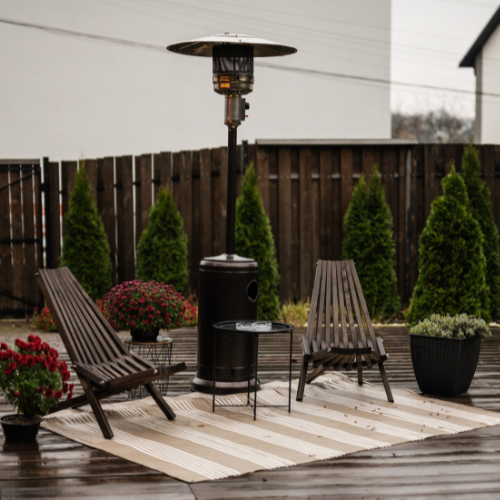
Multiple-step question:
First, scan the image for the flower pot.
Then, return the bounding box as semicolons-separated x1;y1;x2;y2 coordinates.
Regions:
410;334;481;397
1;414;42;442
130;326;160;343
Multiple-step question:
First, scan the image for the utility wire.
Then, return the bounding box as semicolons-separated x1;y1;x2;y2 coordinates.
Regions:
2;16;499;99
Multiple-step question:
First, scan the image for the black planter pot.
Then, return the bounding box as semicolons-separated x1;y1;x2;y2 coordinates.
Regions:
1;415;42;442
130;326;160;343
410;334;482;397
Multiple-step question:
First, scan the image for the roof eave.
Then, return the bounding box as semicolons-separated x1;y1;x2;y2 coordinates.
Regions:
459;6;500;68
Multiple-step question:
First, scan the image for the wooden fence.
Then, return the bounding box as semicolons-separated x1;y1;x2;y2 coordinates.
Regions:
2;139;500;317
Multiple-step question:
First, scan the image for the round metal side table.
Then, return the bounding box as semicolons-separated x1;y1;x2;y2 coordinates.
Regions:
212;321;294;420
124;335;173;400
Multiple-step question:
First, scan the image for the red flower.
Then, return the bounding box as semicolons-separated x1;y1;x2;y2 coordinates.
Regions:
13;391;21;397
67;393;73;401
54;390;62;400
62;371;70;381
63;383;69;392
45;388;53;398
9;362;17;371
1;342;8;351
3;368;12;376
36;386;44;393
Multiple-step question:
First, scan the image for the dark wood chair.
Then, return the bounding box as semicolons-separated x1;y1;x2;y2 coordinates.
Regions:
296;260;393;403
36;267;187;439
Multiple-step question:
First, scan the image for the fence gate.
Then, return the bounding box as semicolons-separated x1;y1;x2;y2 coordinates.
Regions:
0;159;47;317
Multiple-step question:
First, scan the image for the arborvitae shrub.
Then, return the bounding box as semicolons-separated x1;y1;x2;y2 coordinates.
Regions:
235;164;280;320
406;166;489;325
342;166;400;320
136;186;189;295
60;164;112;301
462;144;500;319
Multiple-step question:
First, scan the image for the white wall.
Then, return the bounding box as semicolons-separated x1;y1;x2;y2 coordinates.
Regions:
0;0;391;161
477;23;500;144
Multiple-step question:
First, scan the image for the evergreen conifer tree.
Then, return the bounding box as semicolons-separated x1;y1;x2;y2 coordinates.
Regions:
462;144;500;319
235;164;280;320
136;186;189;294
342;166;400;319
407;166;489;325
60;164;112;301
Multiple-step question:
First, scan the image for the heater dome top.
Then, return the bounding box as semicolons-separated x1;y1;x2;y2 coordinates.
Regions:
167;33;297;58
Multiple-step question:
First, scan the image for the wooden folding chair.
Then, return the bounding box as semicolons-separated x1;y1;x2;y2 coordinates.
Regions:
296;260;393;403
36;267;187;439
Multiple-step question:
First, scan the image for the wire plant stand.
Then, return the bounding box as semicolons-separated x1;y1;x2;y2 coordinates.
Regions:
124;336;173;400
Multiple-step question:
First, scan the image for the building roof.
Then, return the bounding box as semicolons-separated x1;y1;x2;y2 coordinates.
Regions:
460;6;500;67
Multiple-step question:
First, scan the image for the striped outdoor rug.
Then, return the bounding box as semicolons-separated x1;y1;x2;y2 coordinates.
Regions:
41;373;500;483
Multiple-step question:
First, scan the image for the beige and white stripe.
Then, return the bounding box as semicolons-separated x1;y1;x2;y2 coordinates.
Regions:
41;373;500;483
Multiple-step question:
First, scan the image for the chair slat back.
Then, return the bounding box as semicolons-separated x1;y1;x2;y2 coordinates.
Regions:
307;260;380;354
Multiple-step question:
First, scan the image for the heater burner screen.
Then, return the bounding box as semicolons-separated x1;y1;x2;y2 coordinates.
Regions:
213;45;254;76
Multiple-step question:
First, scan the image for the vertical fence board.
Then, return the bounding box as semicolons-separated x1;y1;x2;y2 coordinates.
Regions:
0;170;13;312
134;156;142;248
22;166;38;307
311;148;321;275
410;145;423;294
98;157;116;286
319;148;333;261
180;151;193;278
299;147;313;301
61;161;77;217
211;147;227;256
153;153;160;203
396;148;406;301
191;150;201;292
340;148;354;240
140;154;153;233
331;148;342;261
290;148;301;301
483;145;496;205
116;155;135;283
278;147;292;303
33;167;43;307
424;145;437;220
256;147;270;217
362;147;374;181
84;159;98;204
496;146;500;227
10;169;24;311
268;148;279;256
199;148;212;260
48;162;61;268
159;152;172;193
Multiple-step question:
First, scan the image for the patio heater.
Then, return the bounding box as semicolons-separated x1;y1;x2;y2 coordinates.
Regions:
167;34;296;394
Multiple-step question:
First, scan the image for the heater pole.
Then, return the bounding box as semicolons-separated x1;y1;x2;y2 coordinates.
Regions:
226;126;237;255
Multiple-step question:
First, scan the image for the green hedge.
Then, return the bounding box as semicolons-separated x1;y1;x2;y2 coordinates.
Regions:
407;166;489;325
60;163;112;301
235;164;280;321
462;144;500;319
342;166;400;320
136;186;189;295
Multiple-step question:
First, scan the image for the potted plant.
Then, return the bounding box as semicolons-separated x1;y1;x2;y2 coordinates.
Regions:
0;335;74;442
101;280;186;342
409;314;491;397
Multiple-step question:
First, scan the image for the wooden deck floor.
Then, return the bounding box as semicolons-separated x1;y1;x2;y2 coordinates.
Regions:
1;326;500;499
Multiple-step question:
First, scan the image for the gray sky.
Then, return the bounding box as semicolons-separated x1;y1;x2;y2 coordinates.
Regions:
1;0;499;160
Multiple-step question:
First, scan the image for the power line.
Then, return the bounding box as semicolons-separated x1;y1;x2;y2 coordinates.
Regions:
2;16;498;99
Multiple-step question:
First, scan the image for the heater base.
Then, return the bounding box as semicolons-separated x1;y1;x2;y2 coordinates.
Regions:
191;377;261;395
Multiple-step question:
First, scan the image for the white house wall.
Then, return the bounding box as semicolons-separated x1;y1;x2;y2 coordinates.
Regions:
0;0;391;160
478;23;500;144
